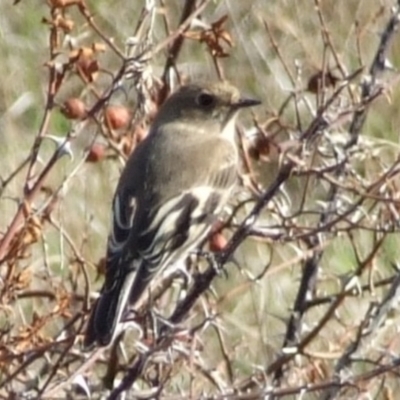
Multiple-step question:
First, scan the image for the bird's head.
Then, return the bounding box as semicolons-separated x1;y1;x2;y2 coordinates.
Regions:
152;81;261;135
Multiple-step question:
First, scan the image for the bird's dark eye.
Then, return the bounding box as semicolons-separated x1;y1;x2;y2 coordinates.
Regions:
196;92;215;107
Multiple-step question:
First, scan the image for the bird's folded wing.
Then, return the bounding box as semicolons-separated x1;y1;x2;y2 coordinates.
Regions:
103;188;137;290
103;137;237;289
135;156;238;267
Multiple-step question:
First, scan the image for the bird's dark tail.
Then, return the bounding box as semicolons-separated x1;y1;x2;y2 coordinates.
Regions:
84;258;162;348
84;269;137;348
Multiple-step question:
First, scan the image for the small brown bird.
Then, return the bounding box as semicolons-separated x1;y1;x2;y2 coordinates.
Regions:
84;81;260;347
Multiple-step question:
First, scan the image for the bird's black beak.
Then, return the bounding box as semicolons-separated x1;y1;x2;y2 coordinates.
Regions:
234;97;262;109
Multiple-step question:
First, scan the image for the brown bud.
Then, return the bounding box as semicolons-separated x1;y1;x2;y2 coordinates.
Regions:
80;46;95;59
76;51;99;82
209;231;228;252
61;98;87;120
307;70;339;94
105;106;131;130
248;134;271;161
86;143;106;163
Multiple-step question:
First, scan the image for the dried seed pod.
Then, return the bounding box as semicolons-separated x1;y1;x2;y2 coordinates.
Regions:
86;143;106;163
75;48;99;82
61;98;87;120
248;134;271;161
307;70;339;94
105;106;131;130
209;231;228;252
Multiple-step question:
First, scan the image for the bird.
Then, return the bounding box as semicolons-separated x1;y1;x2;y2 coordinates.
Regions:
84;81;260;347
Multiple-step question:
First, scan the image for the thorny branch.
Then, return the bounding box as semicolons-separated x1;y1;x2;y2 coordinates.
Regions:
272;0;400;385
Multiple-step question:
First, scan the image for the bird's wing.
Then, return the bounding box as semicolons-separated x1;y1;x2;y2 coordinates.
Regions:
129;139;238;291
83;182;139;347
100;135;153;292
100;136;237;305
108;187;136;258
102;186;137;290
